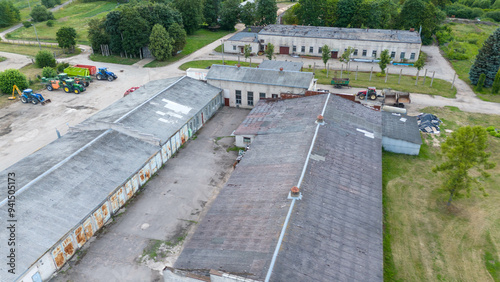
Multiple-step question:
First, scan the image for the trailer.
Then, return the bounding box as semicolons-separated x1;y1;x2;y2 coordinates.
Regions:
64;66;90;77
331;78;350;88
74;64;97;76
382;89;411;108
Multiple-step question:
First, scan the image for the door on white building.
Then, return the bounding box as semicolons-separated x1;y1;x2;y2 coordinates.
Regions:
331;51;338;58
279;46;290;54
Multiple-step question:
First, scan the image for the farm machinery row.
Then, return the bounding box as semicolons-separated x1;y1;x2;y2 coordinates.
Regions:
41;65;118;94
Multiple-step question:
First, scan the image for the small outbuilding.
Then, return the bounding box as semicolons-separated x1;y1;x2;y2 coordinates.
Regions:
382;112;422;155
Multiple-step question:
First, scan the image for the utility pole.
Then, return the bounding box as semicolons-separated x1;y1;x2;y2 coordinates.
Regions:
27;0;42;50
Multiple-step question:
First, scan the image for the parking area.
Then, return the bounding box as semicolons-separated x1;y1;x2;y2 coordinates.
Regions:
50;106;250;282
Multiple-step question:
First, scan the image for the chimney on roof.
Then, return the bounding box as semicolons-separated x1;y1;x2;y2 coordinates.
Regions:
410;28;415;32
280;67;283;72
237;64;241;68
316;114;325;124
291;186;300;197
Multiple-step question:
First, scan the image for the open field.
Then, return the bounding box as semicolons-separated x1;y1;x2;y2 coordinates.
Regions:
89;54;140;65
6;1;118;45
441;23;500;102
179;60;253;70
384;106;500;281
144;29;232;68
0;42;79;58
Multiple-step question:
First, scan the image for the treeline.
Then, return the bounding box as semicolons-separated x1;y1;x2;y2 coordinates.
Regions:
284;0;500;45
0;0;20;28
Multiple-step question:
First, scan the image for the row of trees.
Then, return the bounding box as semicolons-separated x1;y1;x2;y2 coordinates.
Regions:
469;27;500;90
0;0;20;28
285;0;446;44
87;2;186;59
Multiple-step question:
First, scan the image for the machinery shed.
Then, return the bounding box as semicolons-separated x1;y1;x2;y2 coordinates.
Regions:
0;76;223;282
382;112;422;155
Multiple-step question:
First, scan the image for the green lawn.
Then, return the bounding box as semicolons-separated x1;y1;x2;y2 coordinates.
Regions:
0;56;6;62
0;42;79;57
440;23;499;102
144;29;232;68
179;60;254;70
89;54;140;65
6;1;118;45
384;107;500;281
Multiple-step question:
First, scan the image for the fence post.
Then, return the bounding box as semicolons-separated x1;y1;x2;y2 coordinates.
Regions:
430;71;435;87
369;66;373;81
415;70;419;86
385;68;389;83
326;63;329;78
423;69;428;85
355;66;358;81
340;64;343;79
398;69;402;84
451;73;456;89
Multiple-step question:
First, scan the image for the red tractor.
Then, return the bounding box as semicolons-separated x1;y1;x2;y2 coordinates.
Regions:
357;87;378;100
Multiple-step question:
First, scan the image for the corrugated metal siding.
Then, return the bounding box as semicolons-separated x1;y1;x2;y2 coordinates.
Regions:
382;137;420;155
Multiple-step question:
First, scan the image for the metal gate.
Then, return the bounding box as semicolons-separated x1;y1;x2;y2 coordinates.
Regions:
279;46;290;54
141;46;153;58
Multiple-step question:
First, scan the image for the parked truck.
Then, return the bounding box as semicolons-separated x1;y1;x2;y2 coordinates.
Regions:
331;78;350;88
382;89;411;108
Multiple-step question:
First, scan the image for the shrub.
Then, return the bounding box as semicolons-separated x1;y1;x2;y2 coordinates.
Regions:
0;69;29;94
476;73;486;91
56;62;69;73
30;5;55;22
22;21;32;28
486;126;495;132
485;11;500;22
42;67;57;78
46;20;54;27
492;69;500;94
35;50;56;68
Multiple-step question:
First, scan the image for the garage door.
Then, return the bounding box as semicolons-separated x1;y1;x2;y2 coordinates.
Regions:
279;46;289;54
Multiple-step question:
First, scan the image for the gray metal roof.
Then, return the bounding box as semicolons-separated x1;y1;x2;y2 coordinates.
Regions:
382;112;422;144
227;31;259;43
0;76;222;280
258;60;303;72
0;130;159;278
175;95;383;281
206;65;314;89
81;76;222;144
259;24;422;44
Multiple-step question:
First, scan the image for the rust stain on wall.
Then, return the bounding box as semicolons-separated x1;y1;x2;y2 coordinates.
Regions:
93;209;104;229
83;218;94;239
62;236;75;258
74;226;86;247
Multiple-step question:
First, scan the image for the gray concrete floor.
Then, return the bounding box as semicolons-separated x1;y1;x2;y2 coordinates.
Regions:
50;107;250;282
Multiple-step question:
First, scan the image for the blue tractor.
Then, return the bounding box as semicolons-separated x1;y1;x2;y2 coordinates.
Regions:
20;89;51;105
96;67;118;82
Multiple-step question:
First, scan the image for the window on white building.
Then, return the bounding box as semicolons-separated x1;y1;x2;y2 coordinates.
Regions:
400;52;405;59
244;137;251;143
247;91;254;106
235;90;241;104
293;46;296;52
353;49;358;56
372;50;377;57
301;46;305;52
410;53;416;60
233;45;236;50
272;94;278;98
309;46;313;53
362;50;367;56
390;51;396;58
259;92;266;99
318;47;322;53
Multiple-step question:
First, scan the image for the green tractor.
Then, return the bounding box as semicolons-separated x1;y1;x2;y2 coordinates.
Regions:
58;73;92;87
62;79;86;94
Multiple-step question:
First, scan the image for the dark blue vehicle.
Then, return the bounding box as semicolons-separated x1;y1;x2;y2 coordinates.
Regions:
96;67;118;81
20;89;51;105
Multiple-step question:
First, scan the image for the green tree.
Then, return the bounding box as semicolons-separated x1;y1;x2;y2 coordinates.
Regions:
492;69;500;94
42;67;57;78
265;43;274;60
321;44;330;69
174;0;203;35
378;0;398;29
203;0;220;27
35;50;56;68
256;0;277;25
0;0;21;28
87;18;109;53
323;0;339;27
282;4;299;25
168;22;187;56
336;0;361;27
243;44;251;61
149;24;174;61
56;62;69;73
135;2;183;31
469;27;500;87
0;69;28;94
296;0;325;26
476;73;486;91
414;52;426;70
119;8;149;57
30;5;54;22
56;27;77;52
379;49;390;74
339;46;354;68
396;0;445;45
105;11;123;55
41;0;60;9
433;126;495;206
219;0;240;31
241;1;257;26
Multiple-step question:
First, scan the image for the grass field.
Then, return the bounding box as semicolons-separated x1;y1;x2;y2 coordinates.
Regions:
89;54;140;65
440;23;500;102
6;0;118;45
384;107;500;281
144;29;232;68
179;60;253;70
0;42;79;57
